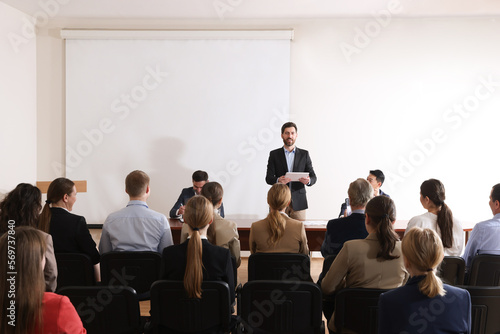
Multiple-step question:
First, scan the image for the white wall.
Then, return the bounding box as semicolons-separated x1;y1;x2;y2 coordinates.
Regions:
36;17;500;224
0;2;37;196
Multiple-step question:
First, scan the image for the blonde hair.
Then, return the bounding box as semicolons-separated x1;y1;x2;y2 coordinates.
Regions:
266;184;291;247
402;227;445;298
183;196;214;298
0;226;46;334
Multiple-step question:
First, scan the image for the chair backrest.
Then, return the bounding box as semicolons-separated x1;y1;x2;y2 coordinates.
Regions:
439;256;466;285
58;285;142;334
100;251;162;299
239;280;324;334
248;253;311;281
463;286;500;334
468;254;500;286
55;253;95;289
149;280;232;334
334;288;389;334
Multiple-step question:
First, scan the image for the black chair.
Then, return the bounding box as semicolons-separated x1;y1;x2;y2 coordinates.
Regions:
247;253;311;281
55;253;95;290
463;286;500;334
100;251;161;300
58;285;143;334
333;288;389;334
439;256;466;285
467;254;500;286
148;280;235;334
239;280;325;334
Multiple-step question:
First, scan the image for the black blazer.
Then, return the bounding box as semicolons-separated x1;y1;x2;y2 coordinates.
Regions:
161;239;235;302
169;187;225;218
321;212;368;257
265;147;317;211
48;207;100;264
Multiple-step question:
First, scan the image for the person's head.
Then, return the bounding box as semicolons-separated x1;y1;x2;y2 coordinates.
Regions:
192;170;209;195
0;226;46;334
402;227;445;298
489;183;500;216
125;170;150;199
201;182;223;209
367;170;385;194
267;183;291;212
39;178;76;232
281;122;297;149
0;183;42;233
348;178;374;209
365;196;399;260
420;179;454;249
183;196;213;299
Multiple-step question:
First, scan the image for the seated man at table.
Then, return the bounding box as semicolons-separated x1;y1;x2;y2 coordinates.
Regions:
462;183;500;270
322;178;373;258
99;170;173;253
169;170;225;218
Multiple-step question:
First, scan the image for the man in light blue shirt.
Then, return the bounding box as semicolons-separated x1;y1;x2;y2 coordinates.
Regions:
99;170;173;254
462;183;500;269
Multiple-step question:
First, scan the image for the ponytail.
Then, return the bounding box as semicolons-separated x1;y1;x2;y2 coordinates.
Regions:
39;201;52;233
365;196;399;260
266;183;291;246
437;202;453;249
38;178;75;233
267;209;286;247
201;182;223;246
419;270;444;298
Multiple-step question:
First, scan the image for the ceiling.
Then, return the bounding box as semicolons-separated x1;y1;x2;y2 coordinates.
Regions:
2;0;500;20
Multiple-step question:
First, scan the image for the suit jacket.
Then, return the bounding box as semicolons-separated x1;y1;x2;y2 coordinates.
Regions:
265;147;317;211
43;232;58;292
49;208;100;264
378;275;471;334
321;212;368;257
169;187;225;218
180;212;241;267
161;239;235;302
249;213;309;254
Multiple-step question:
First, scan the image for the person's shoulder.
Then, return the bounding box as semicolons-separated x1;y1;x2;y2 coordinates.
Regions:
162;242;185;256
443;284;471;302
43;291;67;305
285;216;304;228
269;147;283;155
215;215;236;229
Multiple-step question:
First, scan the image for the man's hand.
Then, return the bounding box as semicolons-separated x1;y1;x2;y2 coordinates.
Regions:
278;176;292;184
178;205;185;215
299;176;310;185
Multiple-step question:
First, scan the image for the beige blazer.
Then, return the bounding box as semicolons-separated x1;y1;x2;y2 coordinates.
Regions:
249;213;309;255
43;232;58;292
180;212;241;267
321;233;408;331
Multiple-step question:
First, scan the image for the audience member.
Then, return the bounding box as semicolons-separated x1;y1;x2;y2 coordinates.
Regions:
180;182;241;267
322;178;373;258
405;179;464;256
0;226;86;334
161;196;235;303
338;169;389;217
266;122;317;221
462;183;500;269
39;178;100;272
378;227;471;333
99;170;173;253
249;183;309;254
0;183;57;292
321;196;408;332
170;170;225;218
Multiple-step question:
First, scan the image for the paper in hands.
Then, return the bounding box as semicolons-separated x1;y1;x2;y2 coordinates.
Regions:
285;172;310;182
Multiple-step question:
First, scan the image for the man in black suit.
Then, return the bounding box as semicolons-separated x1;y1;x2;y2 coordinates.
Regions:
169;170;225;218
265;122;317;220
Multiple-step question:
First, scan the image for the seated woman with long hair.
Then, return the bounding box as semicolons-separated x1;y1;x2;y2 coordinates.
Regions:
0;183;57;292
321;196;408;333
378;227;471;333
180;182;241;267
161;196;234;302
39;177;100;279
0;226;86;334
405;179;464;256
249;183;309;254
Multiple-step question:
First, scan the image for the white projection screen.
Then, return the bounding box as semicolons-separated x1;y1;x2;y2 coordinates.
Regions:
65;32;291;225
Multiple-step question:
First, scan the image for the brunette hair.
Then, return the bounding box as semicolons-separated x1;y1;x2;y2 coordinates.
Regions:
39;177;75;233
420;179;454;249
266;184;291;247
403;227;445;298
192;170;209;182
0;226;46;334
183;196;214;298
201;182;223;245
365;196;400;260
125;170;150;197
0;184;42;234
